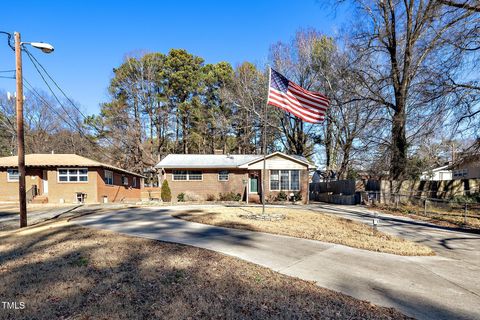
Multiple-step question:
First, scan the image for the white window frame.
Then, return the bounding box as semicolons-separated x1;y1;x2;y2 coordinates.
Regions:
218;170;229;181
269;169;300;191
7;169;19;182
57;168;88;183
270;170;280;191
172;170;203;181
105;170;114;185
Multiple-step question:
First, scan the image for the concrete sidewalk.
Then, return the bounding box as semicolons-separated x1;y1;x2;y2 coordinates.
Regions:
72;205;480;320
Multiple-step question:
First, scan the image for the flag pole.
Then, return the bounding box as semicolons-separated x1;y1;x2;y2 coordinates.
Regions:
262;67;271;215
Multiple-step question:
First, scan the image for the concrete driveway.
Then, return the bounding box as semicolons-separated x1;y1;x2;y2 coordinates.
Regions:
72;205;480;320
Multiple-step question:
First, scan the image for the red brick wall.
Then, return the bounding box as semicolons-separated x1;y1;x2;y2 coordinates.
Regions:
96;168;142;203
164;169;248;201
0;168;42;202
163;168;309;203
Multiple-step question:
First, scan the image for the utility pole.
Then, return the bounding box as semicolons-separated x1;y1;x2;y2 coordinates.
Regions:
15;32;27;228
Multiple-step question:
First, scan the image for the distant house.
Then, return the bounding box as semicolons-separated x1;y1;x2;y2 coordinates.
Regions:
420;165;452;181
0;154;144;204
155;152;315;203
450;153;480;180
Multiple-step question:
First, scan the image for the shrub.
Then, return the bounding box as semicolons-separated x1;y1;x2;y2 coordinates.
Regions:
206;194;216;201
161;180;172;202
177;192;185;202
275;191;288;202
219;192;242;201
184;191;201;201
293;191;302;202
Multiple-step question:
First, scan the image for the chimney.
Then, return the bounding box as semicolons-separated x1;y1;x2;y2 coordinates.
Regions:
214;149;223;155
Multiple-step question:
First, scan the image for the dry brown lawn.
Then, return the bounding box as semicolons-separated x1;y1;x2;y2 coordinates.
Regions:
373;204;480;230
173;206;434;256
0;219;410;320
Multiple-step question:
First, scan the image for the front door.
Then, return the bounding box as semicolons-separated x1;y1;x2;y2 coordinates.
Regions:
249;176;258;193
42;170;48;195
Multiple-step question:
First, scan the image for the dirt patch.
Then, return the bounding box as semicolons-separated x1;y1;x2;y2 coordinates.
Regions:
0;219;410;319
173;206;434;256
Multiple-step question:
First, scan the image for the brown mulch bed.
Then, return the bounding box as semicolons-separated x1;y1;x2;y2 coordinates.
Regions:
0;219;411;320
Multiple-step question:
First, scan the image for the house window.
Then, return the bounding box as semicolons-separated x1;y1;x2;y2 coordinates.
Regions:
270;169;300;191
7;169;19;182
218;170;229;181
172;170;203;181
270;170;280;190
121;175;129;186
133;177;137;187
58;168;88;182
291;170;300;190
173;170;187;181
105;170;114;185
280;170;290;190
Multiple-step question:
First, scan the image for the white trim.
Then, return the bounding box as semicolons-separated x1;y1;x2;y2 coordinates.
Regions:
7;168;19;182
218;170;229;181
57;168;89;183
268;169;300;191
239;152;314;169
172;170;203;181
104;170;114;185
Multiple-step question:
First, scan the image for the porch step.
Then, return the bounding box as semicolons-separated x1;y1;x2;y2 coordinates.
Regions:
31;195;48;204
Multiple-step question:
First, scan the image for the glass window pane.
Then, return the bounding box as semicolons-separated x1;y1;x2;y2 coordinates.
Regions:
218;170;229;181
290;170;300;190
188;171;202;180
280;170;290;190
173;170;187;180
70;176;78;182
68;169;78;175
270;170;279;190
79;176;88;182
59;176;68;182
58;169;68;175
78;169;88;175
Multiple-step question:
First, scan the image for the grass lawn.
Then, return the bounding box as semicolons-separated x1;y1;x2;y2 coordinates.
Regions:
373;203;480;230
173;206;434;256
0;219;410;320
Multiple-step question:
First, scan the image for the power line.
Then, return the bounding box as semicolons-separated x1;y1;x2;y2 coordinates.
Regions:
23;77;119;163
24;48;89;119
23;49;85;131
23;47;119;150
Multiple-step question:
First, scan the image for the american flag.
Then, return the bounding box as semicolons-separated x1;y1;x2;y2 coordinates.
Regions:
267;68;329;123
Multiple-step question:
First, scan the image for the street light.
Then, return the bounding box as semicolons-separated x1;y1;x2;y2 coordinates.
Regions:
1;31;54;228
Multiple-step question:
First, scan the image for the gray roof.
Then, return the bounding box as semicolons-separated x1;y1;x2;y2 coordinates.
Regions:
155;152;314;169
156;154;262;169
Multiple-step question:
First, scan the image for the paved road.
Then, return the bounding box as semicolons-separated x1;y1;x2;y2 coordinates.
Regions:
72;205;480;320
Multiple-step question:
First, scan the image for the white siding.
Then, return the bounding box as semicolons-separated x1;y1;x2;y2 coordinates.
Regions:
248;155;307;170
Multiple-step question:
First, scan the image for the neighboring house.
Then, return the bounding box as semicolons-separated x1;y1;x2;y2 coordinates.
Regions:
420;165;452;181
0;154;144;204
450;153;480;180
156;152;315;203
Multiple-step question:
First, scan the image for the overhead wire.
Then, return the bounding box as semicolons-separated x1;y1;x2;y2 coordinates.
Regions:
23;47;121;152
23;77;119;163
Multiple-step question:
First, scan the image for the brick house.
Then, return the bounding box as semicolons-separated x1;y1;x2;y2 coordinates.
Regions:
0;154;144;204
156;152;314;203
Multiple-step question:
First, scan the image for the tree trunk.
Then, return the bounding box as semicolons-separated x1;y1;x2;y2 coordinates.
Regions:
390;101;407;180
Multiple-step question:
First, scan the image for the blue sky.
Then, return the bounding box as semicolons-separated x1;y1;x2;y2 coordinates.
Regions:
0;0;349;114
